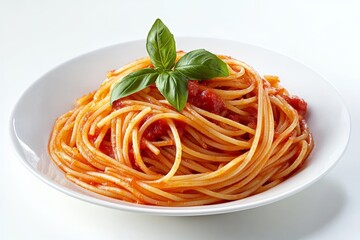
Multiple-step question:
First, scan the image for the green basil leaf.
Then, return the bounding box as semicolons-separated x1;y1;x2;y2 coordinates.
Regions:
110;68;158;104
155;71;188;111
146;19;176;71
175;49;229;80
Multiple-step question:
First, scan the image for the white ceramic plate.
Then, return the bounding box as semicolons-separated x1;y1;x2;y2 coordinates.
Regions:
10;38;350;216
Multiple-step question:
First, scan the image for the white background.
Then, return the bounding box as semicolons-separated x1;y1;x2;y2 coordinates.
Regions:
1;0;359;239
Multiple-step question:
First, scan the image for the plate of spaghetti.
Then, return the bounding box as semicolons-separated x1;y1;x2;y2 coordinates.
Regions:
10;19;350;216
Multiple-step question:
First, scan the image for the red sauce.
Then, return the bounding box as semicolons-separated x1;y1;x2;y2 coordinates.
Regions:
282;95;307;118
128;149;140;170
88;130;114;158
243;107;258;117
112;98;127;110
143;119;170;141
88;129;111;143
142;117;186;142
227;113;241;123
99;143;114;158
226;112;257;129
187;81;225;114
88;134;97;143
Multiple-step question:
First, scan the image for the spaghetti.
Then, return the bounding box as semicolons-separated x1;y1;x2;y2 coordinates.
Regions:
49;52;314;206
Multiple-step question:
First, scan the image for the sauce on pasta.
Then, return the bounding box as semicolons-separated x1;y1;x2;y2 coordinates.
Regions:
49;53;314;206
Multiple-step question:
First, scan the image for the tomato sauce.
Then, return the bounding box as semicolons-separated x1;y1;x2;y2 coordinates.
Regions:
112;98;128;110
187;81;225;114
282;95;307;118
143;119;170;141
188;81;260;129
99;143;115;158
88;131;115;158
142;117;186;142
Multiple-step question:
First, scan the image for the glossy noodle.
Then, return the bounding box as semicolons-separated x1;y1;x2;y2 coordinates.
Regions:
49;52;314;206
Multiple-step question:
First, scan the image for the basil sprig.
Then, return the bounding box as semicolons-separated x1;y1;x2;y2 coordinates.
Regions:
110;19;229;111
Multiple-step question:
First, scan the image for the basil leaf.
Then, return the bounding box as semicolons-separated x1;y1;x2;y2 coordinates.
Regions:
146;19;176;71
175;49;229;80
155;71;188;111
110;68;158;104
